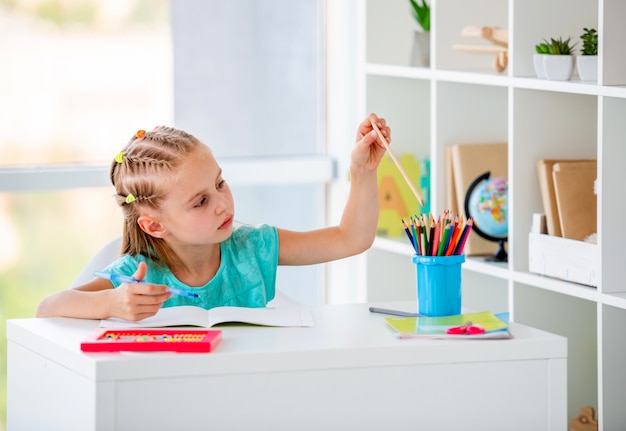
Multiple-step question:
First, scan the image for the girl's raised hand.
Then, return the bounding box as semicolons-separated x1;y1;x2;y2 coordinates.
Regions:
107;262;171;321
353;113;390;170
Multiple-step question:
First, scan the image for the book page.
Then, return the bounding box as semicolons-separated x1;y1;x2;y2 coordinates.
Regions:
101;306;210;328
552;161;597;241
101;306;315;328
207;306;314;327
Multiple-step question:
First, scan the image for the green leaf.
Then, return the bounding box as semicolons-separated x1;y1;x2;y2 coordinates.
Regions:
535;43;549;54
409;0;430;32
538;36;576;55
580;28;598;55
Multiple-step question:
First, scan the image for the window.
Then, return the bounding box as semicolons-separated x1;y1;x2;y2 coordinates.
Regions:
0;1;172;428
0;0;172;165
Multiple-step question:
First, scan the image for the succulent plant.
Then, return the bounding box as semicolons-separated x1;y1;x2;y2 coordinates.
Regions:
535;42;549;54
580;28;598;56
535;37;576;55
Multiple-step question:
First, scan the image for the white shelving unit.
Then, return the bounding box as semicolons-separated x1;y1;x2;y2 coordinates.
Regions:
357;0;626;429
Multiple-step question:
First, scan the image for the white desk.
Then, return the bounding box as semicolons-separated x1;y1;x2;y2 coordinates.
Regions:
7;302;567;431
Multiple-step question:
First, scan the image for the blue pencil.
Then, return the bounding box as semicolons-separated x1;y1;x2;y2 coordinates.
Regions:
401;218;417;253
410;217;419;254
93;271;200;298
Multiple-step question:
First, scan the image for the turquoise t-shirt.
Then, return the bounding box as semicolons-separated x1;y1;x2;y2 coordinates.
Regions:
102;224;278;310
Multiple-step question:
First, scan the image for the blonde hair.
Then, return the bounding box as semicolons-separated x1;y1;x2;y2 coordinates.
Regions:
109;126;205;270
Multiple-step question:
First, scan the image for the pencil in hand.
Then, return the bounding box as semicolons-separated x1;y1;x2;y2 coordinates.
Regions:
370;119;425;207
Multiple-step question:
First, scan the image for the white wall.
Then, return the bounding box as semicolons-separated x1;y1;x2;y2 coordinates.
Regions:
170;0;327;305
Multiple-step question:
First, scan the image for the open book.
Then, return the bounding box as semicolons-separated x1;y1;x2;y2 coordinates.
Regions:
384;311;512;340
101;305;315;329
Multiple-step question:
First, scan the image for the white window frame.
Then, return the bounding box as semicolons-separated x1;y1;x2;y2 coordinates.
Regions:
0;157;336;192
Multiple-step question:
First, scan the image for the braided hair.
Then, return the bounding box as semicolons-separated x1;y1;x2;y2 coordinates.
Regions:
109;127;205;269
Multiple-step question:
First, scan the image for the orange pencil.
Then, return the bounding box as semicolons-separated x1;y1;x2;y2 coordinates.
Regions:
446;220;464;256
454;218;474;255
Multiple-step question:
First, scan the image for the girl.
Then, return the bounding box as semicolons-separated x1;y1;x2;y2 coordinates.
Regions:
36;113;391;321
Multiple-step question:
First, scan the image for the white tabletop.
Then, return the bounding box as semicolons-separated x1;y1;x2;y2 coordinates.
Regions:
7;301;567;382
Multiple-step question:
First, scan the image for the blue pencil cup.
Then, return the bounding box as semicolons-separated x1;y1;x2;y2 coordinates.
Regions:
413;254;465;316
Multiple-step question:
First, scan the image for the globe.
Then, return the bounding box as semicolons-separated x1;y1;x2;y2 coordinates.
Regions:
464;172;508;261
469;176;508;238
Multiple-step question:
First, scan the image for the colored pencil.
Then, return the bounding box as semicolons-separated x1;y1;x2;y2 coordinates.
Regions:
437;224;450;256
401;218;417;253
402;212;470;256
442;225;452;256
446;219;464;256
431;221;440;256
453;218;474;255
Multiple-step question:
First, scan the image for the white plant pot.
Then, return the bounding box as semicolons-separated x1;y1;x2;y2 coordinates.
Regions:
543;55;574;81
576;55;598;81
533;54;548;79
409;30;430;67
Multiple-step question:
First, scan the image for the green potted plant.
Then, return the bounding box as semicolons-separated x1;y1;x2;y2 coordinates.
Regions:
408;0;430;67
577;28;598;81
533;36;577;81
409;0;430;33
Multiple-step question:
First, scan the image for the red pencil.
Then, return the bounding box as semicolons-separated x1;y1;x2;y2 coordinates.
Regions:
446;219;463;256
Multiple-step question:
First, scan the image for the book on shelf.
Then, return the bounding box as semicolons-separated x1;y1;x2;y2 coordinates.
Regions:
384;311;511;340
377;153;423;238
101;305;315;329
536;158;596;238
536;159;563;237
552;160;597;241
446;142;508;256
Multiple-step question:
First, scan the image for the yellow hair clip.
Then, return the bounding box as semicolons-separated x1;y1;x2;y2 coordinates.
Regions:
114;152;124;164
125;194;136;204
136;129;146;139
